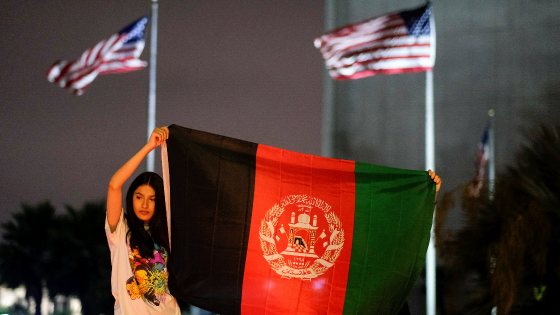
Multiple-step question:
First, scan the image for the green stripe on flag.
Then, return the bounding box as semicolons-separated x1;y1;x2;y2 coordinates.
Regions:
343;162;435;314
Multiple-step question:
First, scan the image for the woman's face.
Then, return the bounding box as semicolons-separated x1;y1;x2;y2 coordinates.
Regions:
133;184;156;224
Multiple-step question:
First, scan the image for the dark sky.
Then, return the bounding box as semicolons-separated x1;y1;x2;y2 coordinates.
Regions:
0;1;325;226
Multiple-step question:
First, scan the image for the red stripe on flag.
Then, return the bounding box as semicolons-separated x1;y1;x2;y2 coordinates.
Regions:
319;14;401;43
87;41;105;66
65;65;99;88
94;35;120;62
339;42;430;60
242;145;356;314
331;66;432;80
327;30;408;58
99;62;146;75
113;46;139;54
54;61;74;83
328;21;406;47
336;54;433;69
319;23;406;58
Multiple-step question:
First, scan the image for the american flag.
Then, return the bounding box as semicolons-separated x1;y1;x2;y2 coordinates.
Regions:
47;16;149;95
468;127;490;197
314;3;435;80
474;127;490;180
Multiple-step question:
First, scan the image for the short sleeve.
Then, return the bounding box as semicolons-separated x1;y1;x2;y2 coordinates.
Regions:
105;210;127;247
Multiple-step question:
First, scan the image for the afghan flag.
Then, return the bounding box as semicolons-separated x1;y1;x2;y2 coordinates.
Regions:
162;124;436;315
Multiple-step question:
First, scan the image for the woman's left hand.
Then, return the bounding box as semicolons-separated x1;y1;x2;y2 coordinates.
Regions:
428;170;441;202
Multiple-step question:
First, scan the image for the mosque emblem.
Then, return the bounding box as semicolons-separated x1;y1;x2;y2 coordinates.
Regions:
259;194;345;280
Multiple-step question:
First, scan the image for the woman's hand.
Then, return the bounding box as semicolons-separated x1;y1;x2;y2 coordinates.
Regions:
147;126;169;150
428;170;441;203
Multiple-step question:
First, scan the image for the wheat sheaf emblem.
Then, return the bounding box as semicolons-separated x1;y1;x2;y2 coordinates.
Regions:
259;194;344;280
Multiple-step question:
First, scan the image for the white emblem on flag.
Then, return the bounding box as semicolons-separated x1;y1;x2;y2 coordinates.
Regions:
259;194;345;280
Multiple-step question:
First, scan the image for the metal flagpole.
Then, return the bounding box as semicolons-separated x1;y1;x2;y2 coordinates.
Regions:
147;0;158;172
426;5;437;315
488;110;495;315
488;109;495;199
425;69;436;315
321;0;336;158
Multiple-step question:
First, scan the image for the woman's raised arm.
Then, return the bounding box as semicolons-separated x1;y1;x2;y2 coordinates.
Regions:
106;127;169;232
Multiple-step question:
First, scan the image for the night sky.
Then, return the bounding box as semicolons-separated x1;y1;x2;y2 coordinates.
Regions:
0;1;325;227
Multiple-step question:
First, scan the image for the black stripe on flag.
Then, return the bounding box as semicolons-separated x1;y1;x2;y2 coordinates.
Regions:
166;125;257;314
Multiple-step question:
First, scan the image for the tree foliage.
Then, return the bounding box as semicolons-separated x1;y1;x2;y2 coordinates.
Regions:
436;123;560;315
0;200;113;315
0;201;56;315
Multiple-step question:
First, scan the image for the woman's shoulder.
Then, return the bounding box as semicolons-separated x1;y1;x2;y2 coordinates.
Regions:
106;210;130;244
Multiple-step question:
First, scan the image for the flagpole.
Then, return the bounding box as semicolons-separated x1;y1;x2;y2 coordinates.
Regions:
488;109;495;199
425;4;437;314
489;110;495;315
147;0;158;172
321;0;336;158
425;69;436;315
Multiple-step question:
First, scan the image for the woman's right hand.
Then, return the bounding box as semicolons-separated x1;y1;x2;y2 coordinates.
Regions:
147;126;170;150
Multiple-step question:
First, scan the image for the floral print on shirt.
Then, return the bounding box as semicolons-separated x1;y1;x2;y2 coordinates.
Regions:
126;243;170;306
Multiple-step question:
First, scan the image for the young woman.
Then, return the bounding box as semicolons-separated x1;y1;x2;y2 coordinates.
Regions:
105;126;181;315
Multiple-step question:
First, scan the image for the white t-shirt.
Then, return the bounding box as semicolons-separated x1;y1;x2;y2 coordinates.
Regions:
105;211;181;315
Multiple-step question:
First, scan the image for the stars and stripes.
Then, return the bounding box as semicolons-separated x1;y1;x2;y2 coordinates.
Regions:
47;16;149;95
468;126;490;197
475;127;490;180
314;3;435;80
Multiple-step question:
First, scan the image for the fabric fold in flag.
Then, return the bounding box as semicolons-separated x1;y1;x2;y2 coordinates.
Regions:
163;124;436;315
314;3;435;80
47;16;149;95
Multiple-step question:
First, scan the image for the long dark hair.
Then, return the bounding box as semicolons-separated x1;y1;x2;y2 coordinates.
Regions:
125;172;169;259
